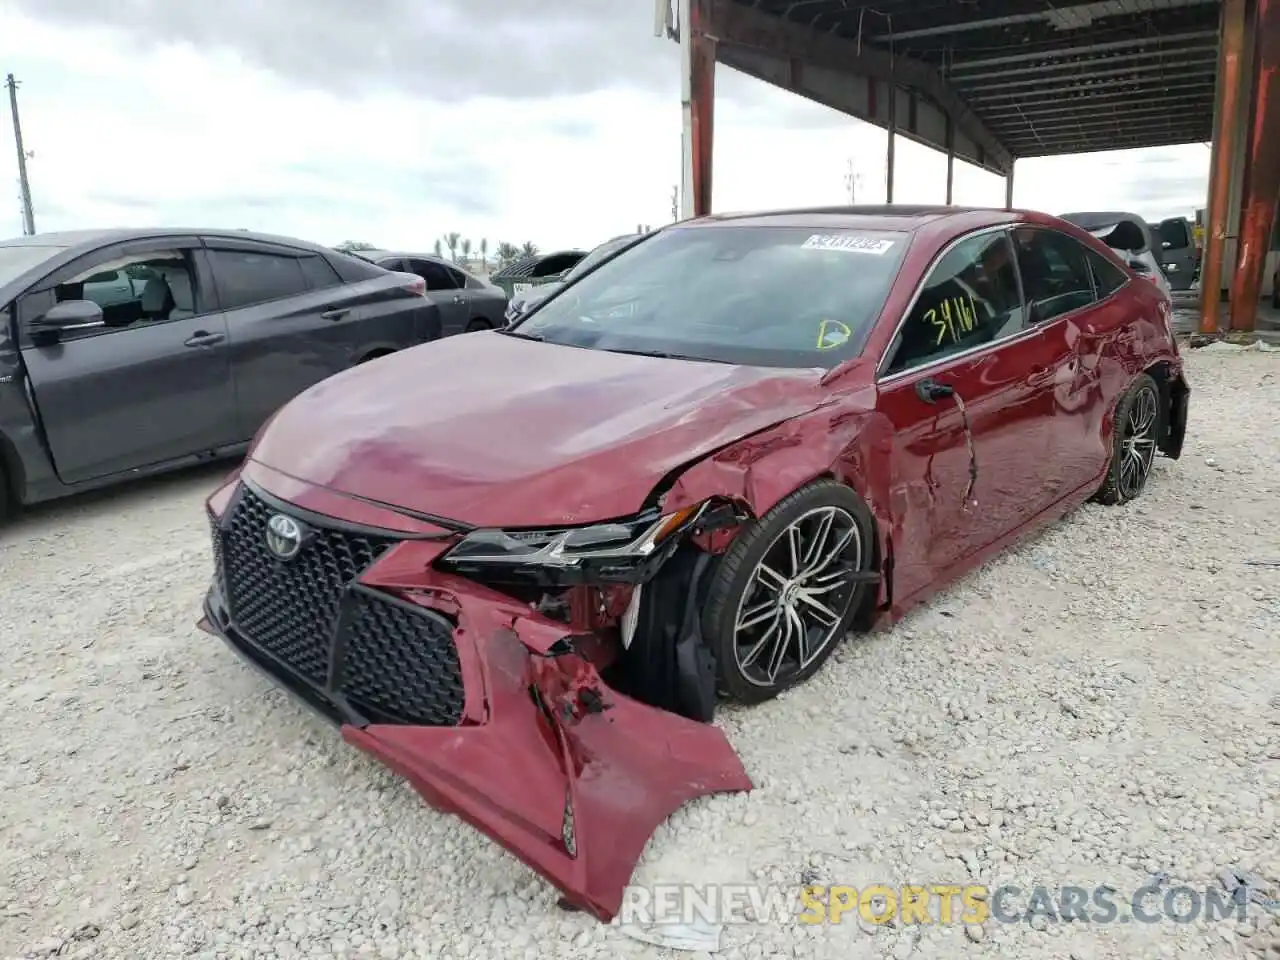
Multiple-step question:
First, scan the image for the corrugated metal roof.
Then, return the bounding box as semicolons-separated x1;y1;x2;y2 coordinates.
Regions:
722;0;1218;158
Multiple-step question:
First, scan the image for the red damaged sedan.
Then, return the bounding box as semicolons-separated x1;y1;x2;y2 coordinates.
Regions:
199;205;1189;921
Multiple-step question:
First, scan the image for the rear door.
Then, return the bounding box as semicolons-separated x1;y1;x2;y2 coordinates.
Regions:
1011;226;1111;501
202;241;396;439
1155;217;1197;290
16;236;237;484
404;258;472;335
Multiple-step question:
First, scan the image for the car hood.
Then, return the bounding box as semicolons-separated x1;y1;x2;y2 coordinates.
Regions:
249;332;831;528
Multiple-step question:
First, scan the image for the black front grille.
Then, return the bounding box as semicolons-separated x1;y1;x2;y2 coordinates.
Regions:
208;511;224;594
208;485;466;727
340;593;465;726
220;488;393;684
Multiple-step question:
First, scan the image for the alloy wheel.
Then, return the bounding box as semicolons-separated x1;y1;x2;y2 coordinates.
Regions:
1119;386;1158;499
731;506;863;688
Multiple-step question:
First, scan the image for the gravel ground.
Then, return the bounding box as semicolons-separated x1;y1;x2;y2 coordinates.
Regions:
3;346;1278;960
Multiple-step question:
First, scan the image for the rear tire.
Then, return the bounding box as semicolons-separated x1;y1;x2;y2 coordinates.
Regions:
1093;373;1160;506
0;465;11;525
465;318;493;332
701;480;876;704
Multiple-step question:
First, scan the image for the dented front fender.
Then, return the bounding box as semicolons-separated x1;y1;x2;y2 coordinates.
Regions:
344;609;751;921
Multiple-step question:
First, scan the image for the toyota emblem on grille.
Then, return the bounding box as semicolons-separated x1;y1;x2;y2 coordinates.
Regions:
265;513;304;560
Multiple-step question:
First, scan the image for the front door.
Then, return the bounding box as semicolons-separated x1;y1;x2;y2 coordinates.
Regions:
18;238;236;485
876;227;1053;603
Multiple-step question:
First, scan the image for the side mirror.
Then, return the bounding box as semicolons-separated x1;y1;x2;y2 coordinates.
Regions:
32;299;105;338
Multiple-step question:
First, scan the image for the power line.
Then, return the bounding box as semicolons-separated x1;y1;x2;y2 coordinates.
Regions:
6;74;35;235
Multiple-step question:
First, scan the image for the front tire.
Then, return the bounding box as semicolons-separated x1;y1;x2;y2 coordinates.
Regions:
701;480;875;704
465;318;493;332
1094;373;1160;505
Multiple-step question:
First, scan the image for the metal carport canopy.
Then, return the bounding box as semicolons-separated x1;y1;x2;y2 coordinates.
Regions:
702;0;1220;173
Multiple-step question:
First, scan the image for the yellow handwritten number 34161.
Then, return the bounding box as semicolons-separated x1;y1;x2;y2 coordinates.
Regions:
925;296;978;346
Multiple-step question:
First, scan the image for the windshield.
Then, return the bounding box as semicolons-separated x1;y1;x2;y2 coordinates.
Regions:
0;243;63;288
510;224;908;368
563;235;639;283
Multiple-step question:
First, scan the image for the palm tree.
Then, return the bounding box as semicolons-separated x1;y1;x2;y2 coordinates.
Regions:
443;232;461;262
520;241;539;258
433;238;443;258
496;242;520;268
460;238;473;266
479;238;489;268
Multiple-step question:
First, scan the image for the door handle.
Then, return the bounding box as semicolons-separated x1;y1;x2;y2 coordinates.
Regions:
321;308;350;321
184;331;225;347
451;295;463;304
1028;364;1052;388
915;377;955;404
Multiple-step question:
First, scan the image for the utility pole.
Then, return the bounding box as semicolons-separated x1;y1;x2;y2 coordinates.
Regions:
6;74;35;235
844;158;862;205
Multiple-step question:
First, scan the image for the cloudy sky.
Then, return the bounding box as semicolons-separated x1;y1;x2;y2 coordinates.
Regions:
0;0;1211;254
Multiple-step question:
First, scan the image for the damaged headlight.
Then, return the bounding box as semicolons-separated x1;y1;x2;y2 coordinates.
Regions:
439;506;702;578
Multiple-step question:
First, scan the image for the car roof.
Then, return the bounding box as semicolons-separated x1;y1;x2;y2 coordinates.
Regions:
0;226;339;256
674;205;1128;256
679;205;1026;232
361;249;466;267
362;249;492;281
1060;211;1153;230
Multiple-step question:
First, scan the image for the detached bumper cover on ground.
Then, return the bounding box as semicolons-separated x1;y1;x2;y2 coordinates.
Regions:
198;471;751;922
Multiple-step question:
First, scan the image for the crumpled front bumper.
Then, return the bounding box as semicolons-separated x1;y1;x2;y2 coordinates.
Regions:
199;475;751;921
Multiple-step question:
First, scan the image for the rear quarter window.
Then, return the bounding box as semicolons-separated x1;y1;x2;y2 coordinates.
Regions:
1087;249;1128;298
327;251;386;283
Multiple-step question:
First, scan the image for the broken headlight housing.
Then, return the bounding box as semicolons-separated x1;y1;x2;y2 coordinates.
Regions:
438;506;703;584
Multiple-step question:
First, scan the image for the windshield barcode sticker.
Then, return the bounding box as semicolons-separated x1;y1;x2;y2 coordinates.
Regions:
801;234;897;254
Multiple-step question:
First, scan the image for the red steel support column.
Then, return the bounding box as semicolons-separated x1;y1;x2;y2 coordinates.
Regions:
886;82;897;203
689;0;716;218
1201;0;1249;333
1229;0;1280;331
944;116;955;205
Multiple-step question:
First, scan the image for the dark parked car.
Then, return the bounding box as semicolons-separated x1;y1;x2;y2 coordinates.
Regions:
0;228;439;521
504;232;647;323
489;248;587;301
200;205;1189;922
354;249;509;333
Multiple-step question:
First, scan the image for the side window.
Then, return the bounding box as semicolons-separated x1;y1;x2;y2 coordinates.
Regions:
206;249;310;310
1157;218;1192;251
1086;249;1128;298
1013;228;1097;323
445;265;468;289
885;231;1024;376
24;249;200;340
298;254;342;291
408;259;461;291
